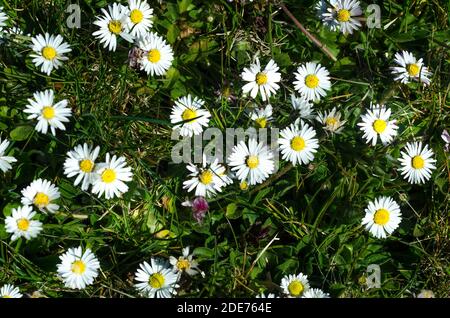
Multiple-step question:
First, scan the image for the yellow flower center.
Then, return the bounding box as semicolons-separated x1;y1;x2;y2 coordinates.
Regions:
256;72;268;85
240;181;248;190
34;192;50;207
71;260;86;275
305;74;319;89
373;208;390;226
42;46;57;60
42;106;55;120
176;259;191;271
101;168;116;183
108;20;122;34
246;155;259;169
326;117;338;127
199;170;213;185
79;159;94;173
255;117;267;128
149;273;165;289
337;9;351;22
2;295;12;298
17;218;30;231
288;280;304;296
411;155;425;169
182;108;197;122
130;9;144;24
407;63;420;77
291;136;306;151
147;49;161;63
373;119;387;134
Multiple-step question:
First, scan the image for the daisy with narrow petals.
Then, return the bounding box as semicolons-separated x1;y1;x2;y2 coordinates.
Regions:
357;104;398;146
92;3;133;52
21;178;60;214
293;62;331;101
134;258;180;298
241;58;281;101
250;104;273;128
280;273;310;298
316;107;346;134
279;120;319;166
91;153;133;199
64;144;101;191
256;292;277;298
390;51;431;85
57;246;100;290
291;94;315;120
321;0;362;35
361;196;402;239
170;95;211;137
0;7;8;30
24;89;72;136
0;137;17;173
398;141;436;184
5;205;43;241
302;288;330;298
169;246;203;277
127;0;154;38
0;284;22;298
136;32;174;76
30;33;71;75
228;138;274;185
315;0;339;32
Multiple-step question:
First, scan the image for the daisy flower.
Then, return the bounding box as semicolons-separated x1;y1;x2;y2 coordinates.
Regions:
316;107;346;134
0;284;22;298
293;62;331;101
21;178;60;214
183;155;227;198
127;0;154;38
390;51;431;85
92;3;133;52
24;89;72;136
5;205;43;241
280;273;310;298
302;288;330;298
57;246;101;290
136;32;174;76
361;196;402;239
0;7;8;30
30;33;72;75
279;121;319;166
134;258;180;298
169;246;203;277
91;153;133;199
256;292;277;298
228;138;274;185
357;104;398;146
63;144;101;191
241;58;281;101
291;94;315;120
398;141;436;184
170;94;211;137
321;0;362;35
0;137;17;173
250;104;273;128
315;0;339;32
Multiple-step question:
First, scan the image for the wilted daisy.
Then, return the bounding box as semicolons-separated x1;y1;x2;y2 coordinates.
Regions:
293;62;331;101
228;138;274;185
63;144;101;191
134;258;180;298
5;205;43;241
291;94;315;120
183;155;227;198
250;104;273;128
0;7;8;30
136;32;174;76
357;104;398;146
302;288;330;298
256;292;277;298
24;89;71;136
0;284;22;298
321;0;362;35
57;246;100;290
241;58;281;101
30;33;71;75
361;196;402;239
126;0;153;38
170;95;211;137
390;51;431;85
92;3;133;51
0;137;17;173
316;107;346;134
279;121;319;166
280;273;310;298
21;178;60;214
169;246;203;277
398;141;436;184
91;153;133;199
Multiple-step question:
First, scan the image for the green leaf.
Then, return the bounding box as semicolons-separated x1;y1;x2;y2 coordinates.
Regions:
10;125;33;141
226;203;241;219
